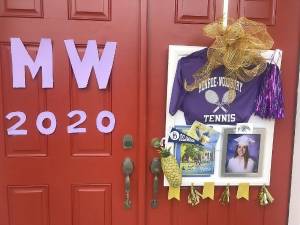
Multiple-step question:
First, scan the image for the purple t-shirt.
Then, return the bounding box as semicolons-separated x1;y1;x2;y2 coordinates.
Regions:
169;48;267;125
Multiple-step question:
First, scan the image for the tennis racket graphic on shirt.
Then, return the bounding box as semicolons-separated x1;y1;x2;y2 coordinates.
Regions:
205;90;236;113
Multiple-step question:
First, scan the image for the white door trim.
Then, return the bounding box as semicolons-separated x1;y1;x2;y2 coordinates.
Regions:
288;63;300;225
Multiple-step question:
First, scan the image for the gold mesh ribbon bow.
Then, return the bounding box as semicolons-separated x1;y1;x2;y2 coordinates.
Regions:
185;17;274;92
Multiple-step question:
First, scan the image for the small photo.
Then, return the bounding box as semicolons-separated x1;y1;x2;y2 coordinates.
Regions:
174;123;220;177
221;128;265;177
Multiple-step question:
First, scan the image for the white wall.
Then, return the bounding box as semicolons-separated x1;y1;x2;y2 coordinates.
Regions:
288;64;300;225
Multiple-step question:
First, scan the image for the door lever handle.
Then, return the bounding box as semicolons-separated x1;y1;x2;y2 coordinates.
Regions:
122;157;134;209
150;157;161;208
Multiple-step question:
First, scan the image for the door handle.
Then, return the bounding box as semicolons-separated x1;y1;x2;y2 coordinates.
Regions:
150;157;161;208
122;157;134;209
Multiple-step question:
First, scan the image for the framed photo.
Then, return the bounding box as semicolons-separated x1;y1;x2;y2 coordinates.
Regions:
221;128;265;177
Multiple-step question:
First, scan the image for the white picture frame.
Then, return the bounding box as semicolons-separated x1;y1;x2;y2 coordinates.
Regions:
221;128;265;177
164;45;282;186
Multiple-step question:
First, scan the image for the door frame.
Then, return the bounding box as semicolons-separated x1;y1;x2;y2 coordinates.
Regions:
288;62;300;225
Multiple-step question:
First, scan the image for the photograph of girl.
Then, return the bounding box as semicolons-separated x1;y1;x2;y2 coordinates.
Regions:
225;134;261;174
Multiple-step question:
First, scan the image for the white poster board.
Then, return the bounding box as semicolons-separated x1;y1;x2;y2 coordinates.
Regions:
165;45;282;186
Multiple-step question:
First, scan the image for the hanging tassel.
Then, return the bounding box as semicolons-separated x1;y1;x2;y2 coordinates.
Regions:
255;63;285;119
258;185;274;206
188;183;202;206
219;184;230;205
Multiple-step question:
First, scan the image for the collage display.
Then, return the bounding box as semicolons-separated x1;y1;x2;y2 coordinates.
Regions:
168;121;266;179
160;17;284;204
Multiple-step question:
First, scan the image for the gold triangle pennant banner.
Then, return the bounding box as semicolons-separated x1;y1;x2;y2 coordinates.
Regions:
202;182;215;200
237;183;250;200
168;186;180;200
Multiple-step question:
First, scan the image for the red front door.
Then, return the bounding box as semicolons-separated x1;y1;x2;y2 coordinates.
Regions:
1;0;300;225
0;1;144;225
146;1;300;225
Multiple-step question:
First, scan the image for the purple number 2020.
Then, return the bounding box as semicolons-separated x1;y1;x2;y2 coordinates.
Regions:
5;110;115;136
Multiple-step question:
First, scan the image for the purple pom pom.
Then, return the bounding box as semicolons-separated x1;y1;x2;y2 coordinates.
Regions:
255;64;285;119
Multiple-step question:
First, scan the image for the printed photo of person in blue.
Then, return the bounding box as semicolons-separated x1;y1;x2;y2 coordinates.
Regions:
225;134;261;173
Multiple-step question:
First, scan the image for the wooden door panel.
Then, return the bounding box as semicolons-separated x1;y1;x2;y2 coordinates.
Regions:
240;0;276;25
7;185;50;225
69;48;112;157
0;43;47;157
175;0;215;24
0;0;43;18
68;0;111;21
72;184;112;225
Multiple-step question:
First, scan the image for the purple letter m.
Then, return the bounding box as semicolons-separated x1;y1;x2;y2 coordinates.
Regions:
10;38;53;88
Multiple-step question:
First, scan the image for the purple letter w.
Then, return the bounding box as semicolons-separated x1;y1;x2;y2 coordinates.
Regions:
64;40;117;89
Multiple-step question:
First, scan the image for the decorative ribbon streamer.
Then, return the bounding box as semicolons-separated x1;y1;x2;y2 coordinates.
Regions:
202;182;215;200
219;184;230;205
237;183;250;200
258;185;274;206
188;183;202;206
168;186;180;200
255;63;285;119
